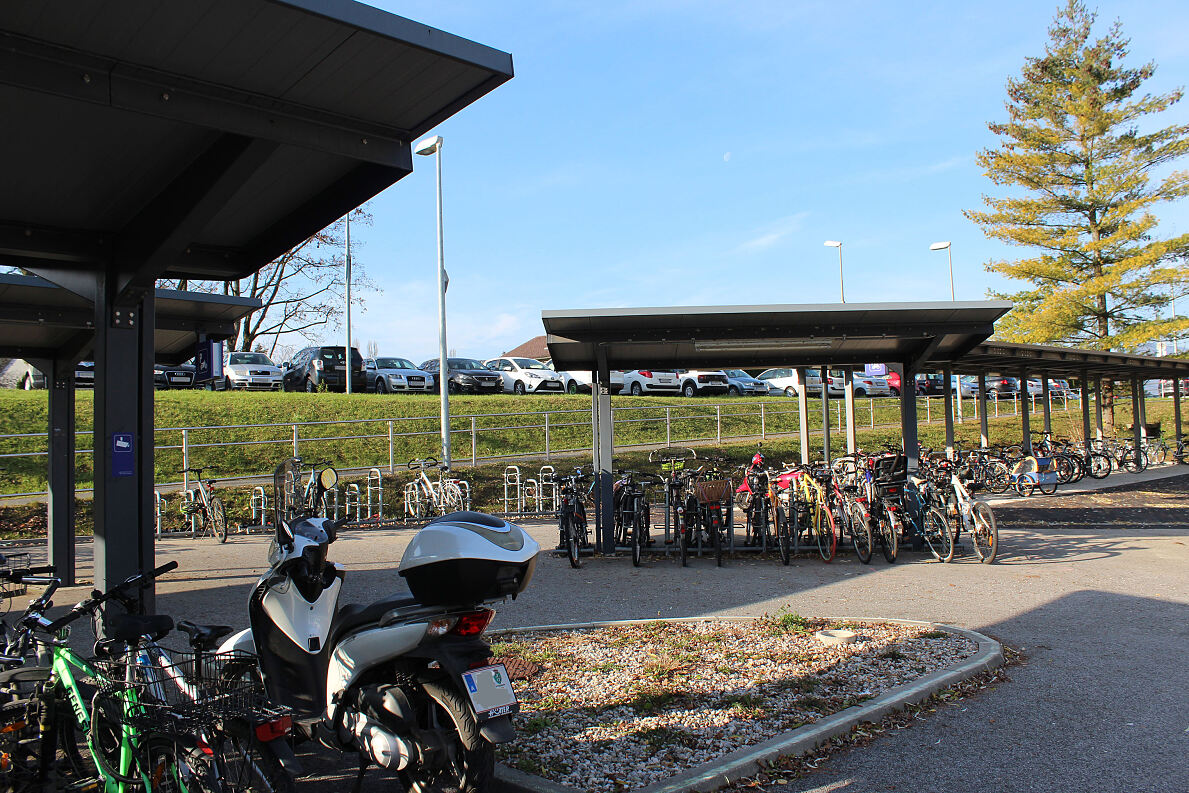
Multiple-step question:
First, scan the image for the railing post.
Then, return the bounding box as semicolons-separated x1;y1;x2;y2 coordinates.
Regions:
544;412;551;460
387;420;394;474
181;429;189;492
666;407;671;446
926;396;931;423
716;405;721;443
760;402;766;439
292;424;299;456
869;397;875;428
471;416;478;466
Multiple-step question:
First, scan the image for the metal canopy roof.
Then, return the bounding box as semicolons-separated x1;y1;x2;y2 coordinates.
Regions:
955;340;1189;379
0;0;513;285
0;273;259;364
543;301;1013;371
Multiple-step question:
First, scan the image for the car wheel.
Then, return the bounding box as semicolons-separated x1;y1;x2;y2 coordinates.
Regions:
513;381;526;396
305;378;316;393
784;387;796;398
890;387;899;397
567;380;578;395
376;379;387;394
447;380;460;395
855;387;866;398
728;385;740;396
630;382;643;396
682;382;696;398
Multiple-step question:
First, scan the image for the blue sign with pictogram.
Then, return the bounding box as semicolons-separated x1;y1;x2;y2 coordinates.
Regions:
194;340;223;383
112;433;134;477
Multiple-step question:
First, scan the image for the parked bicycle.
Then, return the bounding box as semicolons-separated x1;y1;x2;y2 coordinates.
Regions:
403;457;467;519
555;467;591;568
178;466;228;542
613;470;660;567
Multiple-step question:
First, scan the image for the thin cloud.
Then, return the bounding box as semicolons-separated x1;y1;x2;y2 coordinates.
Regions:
736;212;809;253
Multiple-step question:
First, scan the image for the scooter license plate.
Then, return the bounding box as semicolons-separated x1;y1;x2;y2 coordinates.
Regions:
461;664;518;719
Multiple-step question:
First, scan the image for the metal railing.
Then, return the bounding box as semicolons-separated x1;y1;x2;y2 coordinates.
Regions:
0;391;1083;500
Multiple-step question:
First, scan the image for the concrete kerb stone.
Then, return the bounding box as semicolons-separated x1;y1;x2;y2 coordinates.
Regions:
492;616;1003;793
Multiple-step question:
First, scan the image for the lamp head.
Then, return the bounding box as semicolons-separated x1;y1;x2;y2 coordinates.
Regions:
414;135;443;156
823;240;841;248
930;241;951;250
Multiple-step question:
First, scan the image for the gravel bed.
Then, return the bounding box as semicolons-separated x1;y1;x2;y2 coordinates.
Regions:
493;617;975;792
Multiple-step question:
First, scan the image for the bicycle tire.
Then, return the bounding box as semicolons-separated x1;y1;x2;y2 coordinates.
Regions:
849;502;873;564
1052;455;1074;484
1150;443;1168;465
1014;473;1036;497
631;511;644;567
1121;447;1142;473
1037;476;1058;495
776;507;790;566
878;511;900;563
209;497;228;543
735;490;752;512
564;515;580;569
712;510;723;567
679;521;688;567
214;732;296;793
986;460;1012;494
1086;452;1111;479
923;507;954;562
971;501;998;564
815;504;837;562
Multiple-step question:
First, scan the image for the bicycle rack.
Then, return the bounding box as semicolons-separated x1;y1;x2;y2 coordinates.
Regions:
154;491;165;535
250;487;269;528
366;468;383;520
524;478;539;513
321;487;339;520
503;466;523;515
344;483;361;521
538;466;558;513
455;479;472;511
403;482;422;520
184;489;201;534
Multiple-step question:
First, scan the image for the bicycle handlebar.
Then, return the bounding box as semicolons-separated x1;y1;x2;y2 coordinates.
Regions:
0;564;56;583
407;457;440;470
45;560;178;632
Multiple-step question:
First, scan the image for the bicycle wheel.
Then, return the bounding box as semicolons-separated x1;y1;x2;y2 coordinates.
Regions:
678;521;688;567
564;515;580;569
631;511;644;567
815;504;836;562
1037;475;1058;495
1121;447;1144;473
442;482;465;514
712;510;723;567
878;511;900;563
735;490;752;512
986;460;1012;494
213;732;295;793
1052;456;1074;484
971;502;998;564
1014;473;1036;497
849;502;873;564
776;506;790;566
208;497;228;543
1086;452;1111;479
923;507;954;563
1150;443;1168;465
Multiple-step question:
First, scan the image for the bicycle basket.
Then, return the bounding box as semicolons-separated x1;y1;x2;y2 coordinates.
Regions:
660;459;685;473
0;551;31;598
694;479;732;504
90;649;285;733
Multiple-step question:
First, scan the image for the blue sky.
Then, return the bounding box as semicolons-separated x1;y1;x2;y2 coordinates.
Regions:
340;0;1189;363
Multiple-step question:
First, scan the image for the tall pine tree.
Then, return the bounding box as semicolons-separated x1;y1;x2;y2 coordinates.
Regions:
966;0;1189;433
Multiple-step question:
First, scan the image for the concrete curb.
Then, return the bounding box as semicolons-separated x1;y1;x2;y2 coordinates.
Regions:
493;616;1003;793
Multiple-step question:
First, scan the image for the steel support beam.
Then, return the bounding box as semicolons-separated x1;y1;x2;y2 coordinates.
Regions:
1095;378;1104;441
843;369;857;454
897;363;919;471
46;357;76;585
92;275;157;620
796;368;810;464
820;365;831;465
1020;368;1031;453
942;364;955;458
1080;371;1092;449
1130;377;1143;452
593;348;615;554
1041;375;1052;435
977;374;989;448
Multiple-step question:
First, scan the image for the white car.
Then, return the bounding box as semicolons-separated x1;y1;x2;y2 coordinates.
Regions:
365;356;433;393
756;368;823;397
675;369;730;397
835;370;892;398
221;351;283;391
485;357;565;395
621;369;680;396
549;363;624;394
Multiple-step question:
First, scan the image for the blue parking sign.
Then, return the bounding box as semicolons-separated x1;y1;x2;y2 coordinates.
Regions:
112;433;134;477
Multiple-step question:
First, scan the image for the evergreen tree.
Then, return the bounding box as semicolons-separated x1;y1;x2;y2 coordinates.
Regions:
966;0;1189;432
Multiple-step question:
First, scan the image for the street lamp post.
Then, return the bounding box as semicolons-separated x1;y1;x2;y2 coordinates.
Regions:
344;212;352;394
930;241;954;300
415;135;451;468
823;240;844;302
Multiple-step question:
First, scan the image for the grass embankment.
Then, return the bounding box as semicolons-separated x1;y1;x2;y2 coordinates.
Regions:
2;388;1175;539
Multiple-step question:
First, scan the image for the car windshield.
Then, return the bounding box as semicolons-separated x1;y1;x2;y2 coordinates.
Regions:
448;358;487;370
376;357;416;370
727;370;747;378
514;358;549;370
229;352;273;366
319;347;363;364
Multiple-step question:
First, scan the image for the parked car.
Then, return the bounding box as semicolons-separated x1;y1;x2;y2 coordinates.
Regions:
75;361;95;388
282;346;365;393
885;370;901;396
1047;378;1073;398
915;373;947;396
621;369;680;396
365;357;433;393
221;351;283;391
675;369;729;397
546;361;624;394
154;362;195;390
950;374;979;398
755;368;823;397
984;375;1018;396
420;357;503;394
829;369;891;398
484;357;565;395
1024;378;1044;396
724;369;768;396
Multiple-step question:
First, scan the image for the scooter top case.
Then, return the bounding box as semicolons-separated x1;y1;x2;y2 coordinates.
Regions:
400;512;539;606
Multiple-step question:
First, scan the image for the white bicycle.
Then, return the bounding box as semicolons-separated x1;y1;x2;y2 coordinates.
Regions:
943;459;999;563
402;457;467;519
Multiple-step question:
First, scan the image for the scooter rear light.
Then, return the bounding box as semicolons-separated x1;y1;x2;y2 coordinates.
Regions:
255;715;293;742
450;608;495;637
427;617;458;637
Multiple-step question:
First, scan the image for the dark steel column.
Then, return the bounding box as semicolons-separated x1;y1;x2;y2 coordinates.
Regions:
594;348;615;553
1131;376;1143;452
1080;371;1092;449
1020;369;1031;453
977;374;989;448
942;364;955;457
47;357;76;585
93;280;156;616
819;365;831;465
1173;377;1183;449
897;363;919;471
1041;375;1052;435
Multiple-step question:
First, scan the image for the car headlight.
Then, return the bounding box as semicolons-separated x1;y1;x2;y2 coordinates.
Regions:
388;373;405;381
458;375;474;382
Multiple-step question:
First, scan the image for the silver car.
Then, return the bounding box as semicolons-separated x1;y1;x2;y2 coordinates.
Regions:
724;369;767;396
366;357;434;393
223;351;283;391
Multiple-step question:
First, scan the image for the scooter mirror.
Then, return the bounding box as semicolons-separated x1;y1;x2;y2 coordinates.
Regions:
319;467;339;490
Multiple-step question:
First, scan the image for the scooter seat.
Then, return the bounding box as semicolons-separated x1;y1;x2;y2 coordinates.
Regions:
176;620;233;651
334;591;421;641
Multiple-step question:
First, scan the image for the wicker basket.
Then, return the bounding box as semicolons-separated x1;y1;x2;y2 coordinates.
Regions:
694;479;732;504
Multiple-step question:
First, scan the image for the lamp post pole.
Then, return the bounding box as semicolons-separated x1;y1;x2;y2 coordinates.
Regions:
344;212;352;394
824;240;844;302
930;241;954;300
416;135;451;468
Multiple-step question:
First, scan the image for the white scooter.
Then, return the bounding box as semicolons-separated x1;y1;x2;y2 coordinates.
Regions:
219;458;539;792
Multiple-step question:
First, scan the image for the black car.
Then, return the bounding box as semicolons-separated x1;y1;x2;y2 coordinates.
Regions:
283;346;366;393
154;362;195;390
419;357;503;394
914;373;946;396
984;376;1019;396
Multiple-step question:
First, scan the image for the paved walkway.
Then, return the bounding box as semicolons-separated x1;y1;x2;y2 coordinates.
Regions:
7;469;1187;793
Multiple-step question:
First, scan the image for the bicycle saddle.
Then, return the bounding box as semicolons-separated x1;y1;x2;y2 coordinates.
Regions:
176;620;233;651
